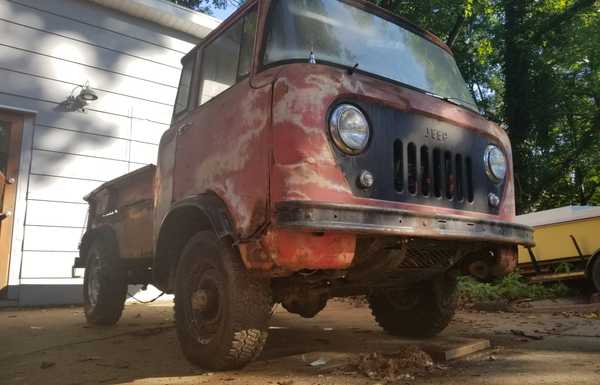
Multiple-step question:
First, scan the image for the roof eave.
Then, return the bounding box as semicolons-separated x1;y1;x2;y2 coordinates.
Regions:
88;0;220;39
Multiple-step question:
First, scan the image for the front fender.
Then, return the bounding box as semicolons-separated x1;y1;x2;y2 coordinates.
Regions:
152;193;236;291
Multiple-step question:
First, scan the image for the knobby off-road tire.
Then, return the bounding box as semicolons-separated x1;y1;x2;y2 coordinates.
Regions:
83;239;128;326
368;274;458;338
174;231;272;370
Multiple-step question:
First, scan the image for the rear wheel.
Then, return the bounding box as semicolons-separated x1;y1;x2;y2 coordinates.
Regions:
368;274;458;338
174;231;272;370
83;239;128;325
591;257;600;292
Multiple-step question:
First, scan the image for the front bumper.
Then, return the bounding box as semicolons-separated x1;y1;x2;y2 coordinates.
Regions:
275;201;534;247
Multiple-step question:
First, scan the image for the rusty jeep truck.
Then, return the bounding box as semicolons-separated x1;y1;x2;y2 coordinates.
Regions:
75;0;534;370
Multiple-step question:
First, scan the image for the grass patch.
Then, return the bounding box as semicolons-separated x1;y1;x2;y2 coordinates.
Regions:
458;273;573;303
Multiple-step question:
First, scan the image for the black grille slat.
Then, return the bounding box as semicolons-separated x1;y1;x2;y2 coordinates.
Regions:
455;154;464;202
433;149;442;198
407;143;417;195
444;151;453;200
395;144;474;204
393;140;404;192
420;146;430;196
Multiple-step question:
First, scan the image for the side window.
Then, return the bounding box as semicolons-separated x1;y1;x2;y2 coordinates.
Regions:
199;8;257;105
174;55;194;115
238;9;257;79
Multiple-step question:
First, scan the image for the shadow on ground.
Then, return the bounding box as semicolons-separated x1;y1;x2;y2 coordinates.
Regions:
1;301;599;385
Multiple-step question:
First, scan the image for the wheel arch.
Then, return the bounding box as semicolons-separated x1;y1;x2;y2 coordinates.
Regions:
77;225;120;268
153;193;235;292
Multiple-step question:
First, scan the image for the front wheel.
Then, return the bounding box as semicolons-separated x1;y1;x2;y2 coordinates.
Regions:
174;231;272;370
83;239;128;325
368;274;458;338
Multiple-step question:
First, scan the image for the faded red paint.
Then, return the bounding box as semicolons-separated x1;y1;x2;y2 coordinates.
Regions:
261;230;356;271
172;78;272;239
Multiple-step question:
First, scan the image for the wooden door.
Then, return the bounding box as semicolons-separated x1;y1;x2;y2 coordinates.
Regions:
0;111;23;292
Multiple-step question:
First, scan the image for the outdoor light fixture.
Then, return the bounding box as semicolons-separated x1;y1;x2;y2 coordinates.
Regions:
64;82;98;112
79;84;98;101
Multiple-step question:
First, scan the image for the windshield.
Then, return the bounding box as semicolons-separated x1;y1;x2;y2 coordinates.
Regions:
263;0;478;111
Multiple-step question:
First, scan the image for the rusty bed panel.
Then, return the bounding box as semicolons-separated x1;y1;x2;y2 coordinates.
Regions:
87;165;156;259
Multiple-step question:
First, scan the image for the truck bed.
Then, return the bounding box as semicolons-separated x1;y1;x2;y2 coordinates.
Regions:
85;165;156;259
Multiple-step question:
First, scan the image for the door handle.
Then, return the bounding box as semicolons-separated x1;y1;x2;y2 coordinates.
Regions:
177;122;192;136
6;177;15;184
0;211;11;221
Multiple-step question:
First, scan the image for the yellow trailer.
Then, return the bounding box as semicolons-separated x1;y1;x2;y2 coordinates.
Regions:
516;206;600;290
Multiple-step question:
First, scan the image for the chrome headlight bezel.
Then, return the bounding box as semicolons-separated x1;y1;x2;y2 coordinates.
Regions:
484;144;507;183
329;104;370;155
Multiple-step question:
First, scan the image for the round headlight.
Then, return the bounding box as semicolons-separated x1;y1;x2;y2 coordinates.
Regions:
330;104;370;154
484;145;507;182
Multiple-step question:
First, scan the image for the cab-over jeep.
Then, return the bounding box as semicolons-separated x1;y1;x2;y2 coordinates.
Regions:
75;0;534;370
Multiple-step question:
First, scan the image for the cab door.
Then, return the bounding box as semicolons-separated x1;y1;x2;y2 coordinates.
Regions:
0;111;23;293
173;6;272;238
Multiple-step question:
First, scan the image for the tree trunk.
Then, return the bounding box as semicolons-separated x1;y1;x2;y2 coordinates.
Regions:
503;0;532;213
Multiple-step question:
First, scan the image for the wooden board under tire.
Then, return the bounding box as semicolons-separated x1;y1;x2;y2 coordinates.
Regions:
420;337;491;361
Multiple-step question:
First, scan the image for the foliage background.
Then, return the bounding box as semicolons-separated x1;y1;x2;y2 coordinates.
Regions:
170;0;600;214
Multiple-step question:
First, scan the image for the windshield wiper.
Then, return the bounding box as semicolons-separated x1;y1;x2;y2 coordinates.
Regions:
347;63;359;75
425;92;479;113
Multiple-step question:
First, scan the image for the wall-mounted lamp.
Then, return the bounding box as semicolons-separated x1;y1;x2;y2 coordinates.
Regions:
64;82;98;112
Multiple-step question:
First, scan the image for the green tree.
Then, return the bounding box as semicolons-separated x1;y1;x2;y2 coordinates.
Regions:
167;0;243;14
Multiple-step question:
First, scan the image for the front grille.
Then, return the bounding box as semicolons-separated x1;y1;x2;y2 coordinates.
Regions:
331;100;505;214
394;141;474;203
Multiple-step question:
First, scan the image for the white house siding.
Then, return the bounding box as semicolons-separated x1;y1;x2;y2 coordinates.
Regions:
0;0;203;305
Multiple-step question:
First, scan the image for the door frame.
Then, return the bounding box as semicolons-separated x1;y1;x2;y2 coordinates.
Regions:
0;106;35;302
0;111;24;293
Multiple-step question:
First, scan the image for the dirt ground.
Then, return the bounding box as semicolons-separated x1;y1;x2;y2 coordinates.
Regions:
1;299;599;385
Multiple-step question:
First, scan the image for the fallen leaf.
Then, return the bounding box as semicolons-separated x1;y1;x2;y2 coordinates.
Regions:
77;356;101;362
310;358;328;367
510;329;544;340
40;361;55;369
